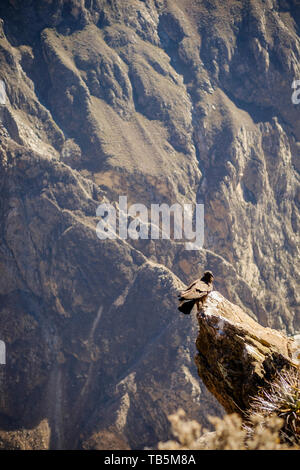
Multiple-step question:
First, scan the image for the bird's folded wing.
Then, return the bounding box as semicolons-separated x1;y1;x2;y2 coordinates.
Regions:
184;279;198;291
179;290;208;300
178;279;199;297
179;281;212;300
195;280;212;292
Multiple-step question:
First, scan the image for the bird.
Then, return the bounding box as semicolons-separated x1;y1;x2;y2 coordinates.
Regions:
178;270;214;315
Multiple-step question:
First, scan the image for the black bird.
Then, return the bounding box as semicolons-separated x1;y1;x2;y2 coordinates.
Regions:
178;271;214;315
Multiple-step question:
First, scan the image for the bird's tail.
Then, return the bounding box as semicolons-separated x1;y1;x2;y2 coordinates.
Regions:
178;299;196;315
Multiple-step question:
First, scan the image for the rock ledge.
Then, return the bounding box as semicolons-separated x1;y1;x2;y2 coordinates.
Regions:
195;291;299;414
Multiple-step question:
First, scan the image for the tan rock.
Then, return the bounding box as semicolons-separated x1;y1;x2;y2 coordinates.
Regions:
195;291;299;414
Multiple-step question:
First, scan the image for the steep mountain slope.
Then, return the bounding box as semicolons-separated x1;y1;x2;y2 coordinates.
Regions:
0;0;299;449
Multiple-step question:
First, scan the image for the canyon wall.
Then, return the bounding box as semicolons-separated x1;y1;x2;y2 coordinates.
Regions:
0;0;299;449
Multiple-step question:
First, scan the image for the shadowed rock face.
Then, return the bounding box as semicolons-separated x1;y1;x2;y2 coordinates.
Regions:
195;291;299;414
0;0;299;449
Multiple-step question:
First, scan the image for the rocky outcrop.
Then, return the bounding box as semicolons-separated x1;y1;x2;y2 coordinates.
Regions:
195;291;300;414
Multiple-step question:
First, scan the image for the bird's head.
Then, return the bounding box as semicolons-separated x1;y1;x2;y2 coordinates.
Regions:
201;270;214;283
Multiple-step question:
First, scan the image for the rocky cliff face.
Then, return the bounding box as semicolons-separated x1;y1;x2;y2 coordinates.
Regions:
0;0;299;449
195;290;300;415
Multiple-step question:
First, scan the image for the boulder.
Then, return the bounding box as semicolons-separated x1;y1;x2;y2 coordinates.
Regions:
195;291;299;414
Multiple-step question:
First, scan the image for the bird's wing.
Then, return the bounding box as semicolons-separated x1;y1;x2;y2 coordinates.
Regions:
179;280;212;300
195;280;213;292
177;279;198;298
183;279;198;291
179;290;207;300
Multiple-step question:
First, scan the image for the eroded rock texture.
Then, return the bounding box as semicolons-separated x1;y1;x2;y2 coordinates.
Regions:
0;0;299;449
195;291;300;414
